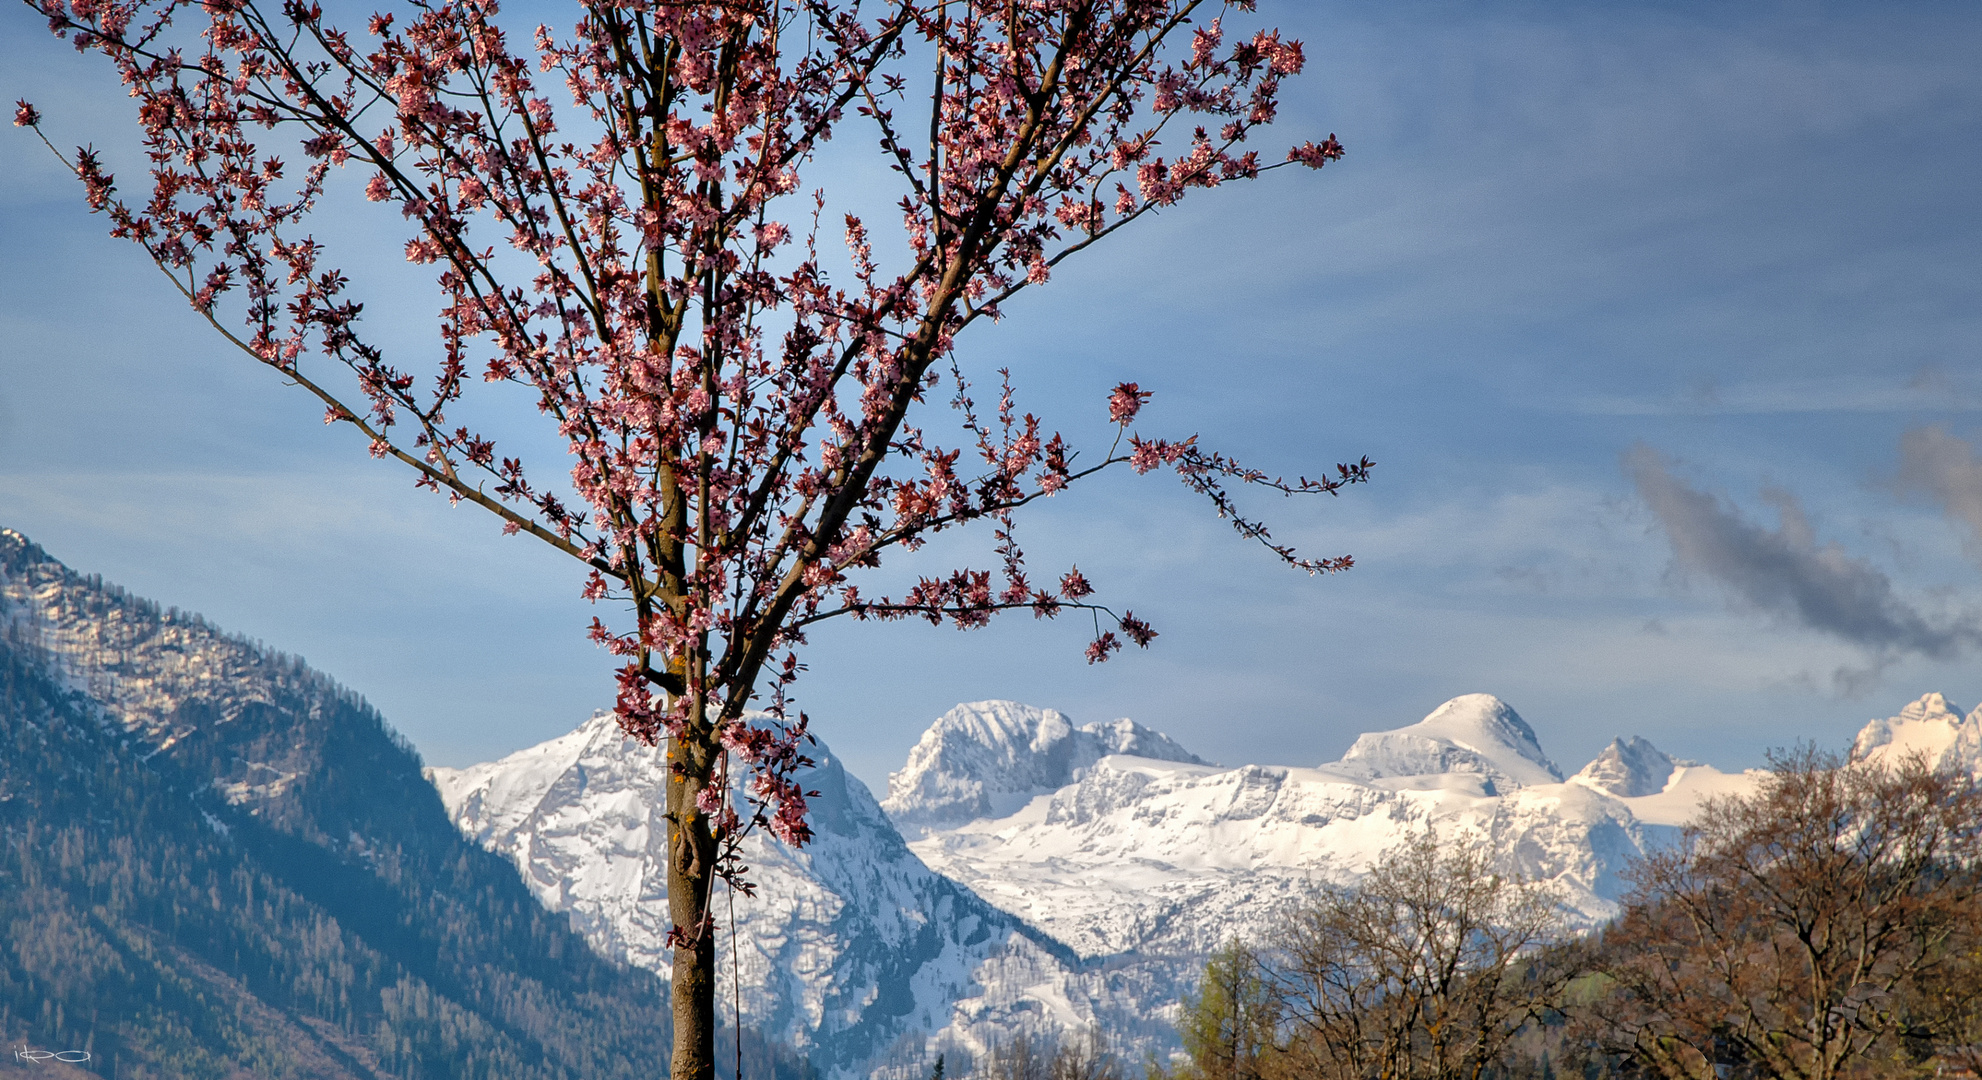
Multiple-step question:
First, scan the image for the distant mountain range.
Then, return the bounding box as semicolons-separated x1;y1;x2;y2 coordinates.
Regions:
428;708;1082;1080
432;687;1931;1077
10;526;1982;1080
436;689;1982;1078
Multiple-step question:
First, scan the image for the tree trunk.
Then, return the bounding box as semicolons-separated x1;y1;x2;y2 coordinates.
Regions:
667;743;718;1080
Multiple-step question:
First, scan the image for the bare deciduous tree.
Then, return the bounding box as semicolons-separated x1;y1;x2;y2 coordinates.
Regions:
1589;748;1982;1080
1050;1027;1125;1080
981;1028;1123;1080
984;1032;1058;1080
1271;830;1569;1080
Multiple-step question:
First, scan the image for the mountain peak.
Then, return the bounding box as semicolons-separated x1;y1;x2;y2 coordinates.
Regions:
881;700;1204;830
1329;694;1563;791
1079;715;1207;764
1573;736;1690;797
1851;692;1982;774
432;707;1073;1077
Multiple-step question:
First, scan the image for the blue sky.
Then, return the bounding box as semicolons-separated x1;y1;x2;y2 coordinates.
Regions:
5;0;1982;794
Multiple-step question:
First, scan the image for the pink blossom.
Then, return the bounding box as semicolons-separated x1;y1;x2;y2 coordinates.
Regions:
1289;135;1345;169
21;0;1368;1030
1129;436;1164;474
1108;381;1150;425
1119;612;1157;647
1085;632;1120;664
1059;567;1093;600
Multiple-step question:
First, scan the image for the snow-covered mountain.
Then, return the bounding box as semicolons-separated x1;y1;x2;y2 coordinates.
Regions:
425;688;1982;1077
1323;693;1563;791
428;710;1097;1079
0;529;703;1080
1573;736;1691;798
1851;691;1982;773
882;700;1205;834
30;515;1981;1080
426;695;1758;1075
897;695;1740;969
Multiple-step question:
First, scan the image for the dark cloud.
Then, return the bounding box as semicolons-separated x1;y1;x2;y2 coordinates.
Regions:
1893;426;1982;561
1625;444;1975;670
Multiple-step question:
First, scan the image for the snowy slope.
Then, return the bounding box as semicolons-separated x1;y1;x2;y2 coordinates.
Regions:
873;694;1750;1077
1326;693;1563;791
882;701;1205;834
899;696;1682;970
1605;759;1765;826
427;691;1976;1076
1573;736;1693;798
428;711;1093;1079
1852;691;1982;774
426;695;1750;1074
903;691;1982;974
2;527;348;814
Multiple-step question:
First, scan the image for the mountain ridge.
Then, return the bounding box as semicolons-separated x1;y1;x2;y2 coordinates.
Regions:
18;527;1982;1079
428;706;1093;1080
0;527;815;1080
1571;736;1694;798
1851;691;1982;772
432;691;1781;1076
1322;692;1563;792
880;700;1206;835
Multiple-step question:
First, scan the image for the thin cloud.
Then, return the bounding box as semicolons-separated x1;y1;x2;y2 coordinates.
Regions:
1624;444;1975;677
1893;426;1982;562
1566;377;1982;418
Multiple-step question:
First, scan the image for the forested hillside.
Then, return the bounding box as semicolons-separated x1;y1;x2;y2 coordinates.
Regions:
0;529;809;1080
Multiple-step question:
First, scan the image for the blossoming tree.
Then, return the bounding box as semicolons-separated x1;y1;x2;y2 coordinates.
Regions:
17;0;1366;1074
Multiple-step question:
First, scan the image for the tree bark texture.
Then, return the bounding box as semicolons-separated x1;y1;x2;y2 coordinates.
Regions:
667;741;718;1080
